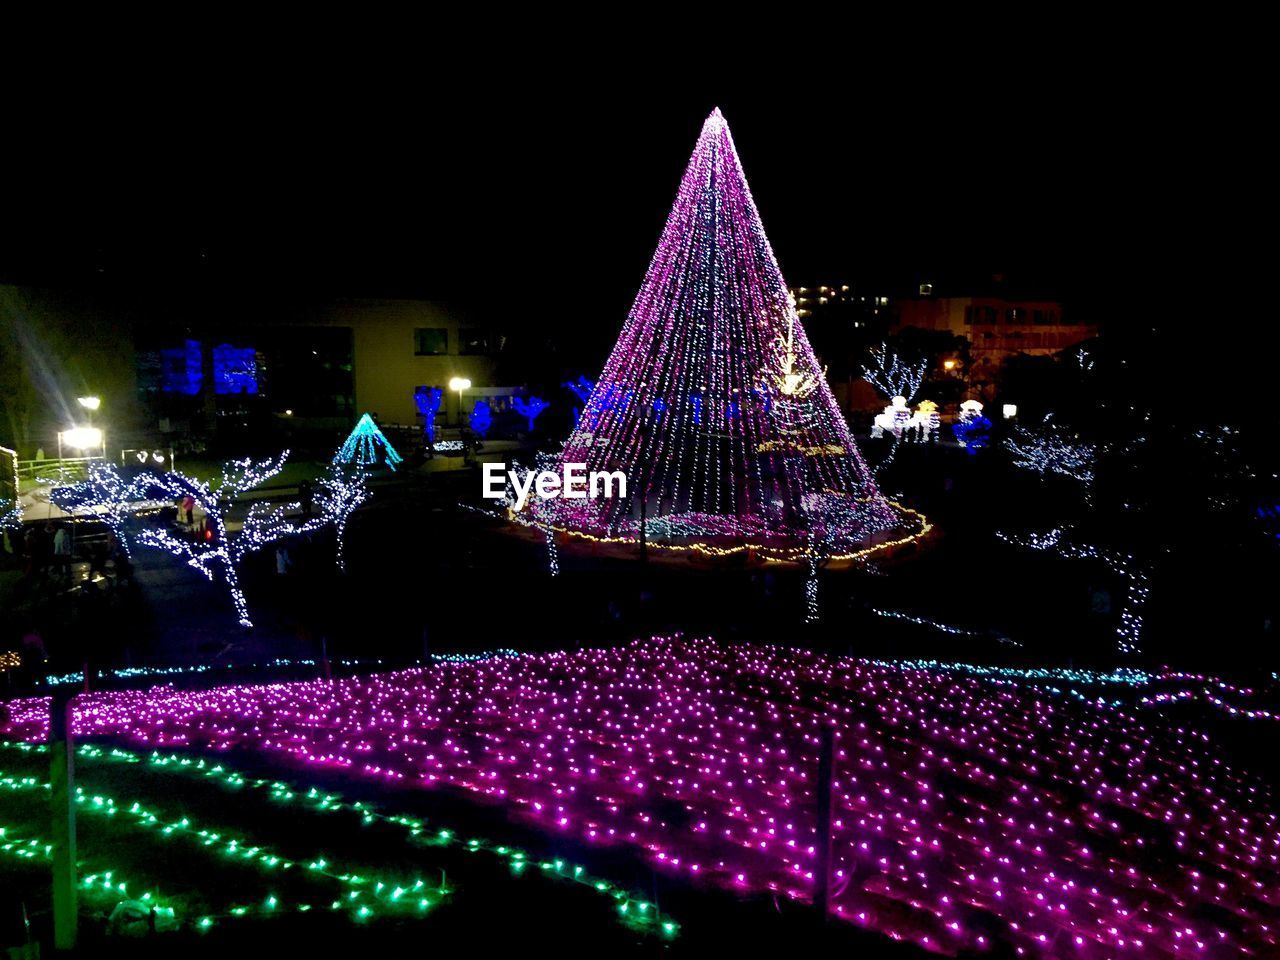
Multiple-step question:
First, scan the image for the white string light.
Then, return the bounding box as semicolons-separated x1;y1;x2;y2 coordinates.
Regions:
862;343;927;404
1004;418;1097;485
997;526;1148;656
134;451;323;628
315;464;370;573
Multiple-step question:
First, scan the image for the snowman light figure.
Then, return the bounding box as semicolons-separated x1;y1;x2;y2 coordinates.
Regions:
871;395;912;438
953;398;993;452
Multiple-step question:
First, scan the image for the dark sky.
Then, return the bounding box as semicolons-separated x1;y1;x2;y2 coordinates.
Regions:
0;61;1266;346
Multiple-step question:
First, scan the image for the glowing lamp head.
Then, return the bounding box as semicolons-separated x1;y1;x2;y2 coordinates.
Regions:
61;426;103;451
942;359;957;371
1002;403;1018;419
448;377;471;392
77;395;101;411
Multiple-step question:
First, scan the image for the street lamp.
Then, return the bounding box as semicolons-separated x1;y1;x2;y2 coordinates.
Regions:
448;377;471;426
57;426;104;462
77;396;101;432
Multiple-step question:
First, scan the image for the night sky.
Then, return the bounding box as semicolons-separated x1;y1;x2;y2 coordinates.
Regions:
1;65;1268;378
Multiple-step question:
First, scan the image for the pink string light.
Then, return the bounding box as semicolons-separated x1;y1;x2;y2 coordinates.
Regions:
3;637;1275;957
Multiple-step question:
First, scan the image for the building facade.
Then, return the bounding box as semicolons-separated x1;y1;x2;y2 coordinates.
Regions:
894;291;1096;396
1;286;514;458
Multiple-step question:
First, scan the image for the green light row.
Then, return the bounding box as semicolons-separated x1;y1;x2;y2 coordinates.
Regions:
0;739;679;938
0;766;451;921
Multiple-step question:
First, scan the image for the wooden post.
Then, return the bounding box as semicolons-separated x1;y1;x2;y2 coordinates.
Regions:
50;689;77;951
813;726;834;923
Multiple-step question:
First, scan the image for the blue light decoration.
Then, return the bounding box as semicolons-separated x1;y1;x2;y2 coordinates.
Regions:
469;400;493;438
161;340;203;395
414;386;444;444
583;384;631;430
952;410;992;453
335;414;403;471
512;395;550;433
563;377;595;429
213;344;258;395
562;376;595;404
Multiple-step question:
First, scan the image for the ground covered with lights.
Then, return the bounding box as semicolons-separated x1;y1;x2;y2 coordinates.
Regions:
3;638;1278;957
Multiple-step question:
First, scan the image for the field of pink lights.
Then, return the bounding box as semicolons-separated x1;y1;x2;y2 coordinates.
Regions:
3;637;1277;957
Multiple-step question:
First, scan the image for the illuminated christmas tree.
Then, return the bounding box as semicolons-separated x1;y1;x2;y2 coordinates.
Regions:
336;413;403;471
533;109;917;557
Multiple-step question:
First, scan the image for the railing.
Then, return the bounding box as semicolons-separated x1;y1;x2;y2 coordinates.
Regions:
15;457;103;493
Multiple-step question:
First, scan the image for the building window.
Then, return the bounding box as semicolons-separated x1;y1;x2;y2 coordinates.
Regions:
1007;308;1023;324
414;328;448;356
964;306;974;324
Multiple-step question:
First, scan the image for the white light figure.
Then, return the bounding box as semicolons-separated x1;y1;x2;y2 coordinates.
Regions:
871;396;912;438
862;343;927;405
315;463;370;573
134;451;323;627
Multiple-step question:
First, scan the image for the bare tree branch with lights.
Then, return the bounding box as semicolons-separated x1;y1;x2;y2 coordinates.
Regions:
1004;418;1098;486
315;463;370;573
134;451;323;627
51;461;144;557
862;343;928;404
996;526;1148;656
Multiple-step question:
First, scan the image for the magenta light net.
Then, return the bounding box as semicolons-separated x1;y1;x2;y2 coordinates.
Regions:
4;637;1277;956
539;110;908;548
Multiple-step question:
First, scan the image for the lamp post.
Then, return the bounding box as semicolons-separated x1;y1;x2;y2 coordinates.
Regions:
448;377;471;427
57;427;105;464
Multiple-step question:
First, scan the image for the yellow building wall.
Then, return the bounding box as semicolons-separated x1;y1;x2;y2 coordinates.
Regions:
310;300;499;426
